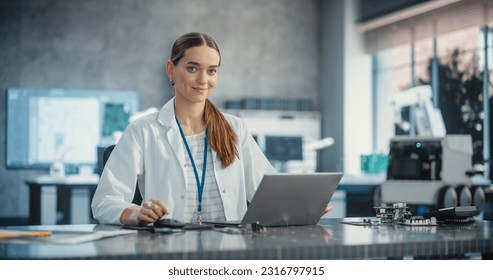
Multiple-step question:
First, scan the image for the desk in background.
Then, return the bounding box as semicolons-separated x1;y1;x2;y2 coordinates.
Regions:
24;173;384;225
25;175;99;225
1;218;492;259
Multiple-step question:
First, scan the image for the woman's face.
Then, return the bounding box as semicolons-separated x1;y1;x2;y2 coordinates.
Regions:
168;45;220;104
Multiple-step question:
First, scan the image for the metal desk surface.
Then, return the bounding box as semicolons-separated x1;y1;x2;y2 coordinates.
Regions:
1;218;492;260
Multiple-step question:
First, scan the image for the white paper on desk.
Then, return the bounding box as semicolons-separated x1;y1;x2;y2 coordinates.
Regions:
45;230;136;244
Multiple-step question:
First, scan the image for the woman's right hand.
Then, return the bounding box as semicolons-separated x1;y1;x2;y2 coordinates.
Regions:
120;199;169;225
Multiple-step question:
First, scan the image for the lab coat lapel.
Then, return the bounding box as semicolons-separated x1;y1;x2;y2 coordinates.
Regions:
159;98;187;186
168;126;186;169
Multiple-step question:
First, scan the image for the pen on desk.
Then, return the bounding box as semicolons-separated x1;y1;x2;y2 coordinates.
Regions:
0;230;52;239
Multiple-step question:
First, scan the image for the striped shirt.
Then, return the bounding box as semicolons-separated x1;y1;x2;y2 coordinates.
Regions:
182;131;226;223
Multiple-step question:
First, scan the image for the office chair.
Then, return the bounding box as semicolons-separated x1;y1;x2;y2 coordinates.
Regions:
103;145;143;205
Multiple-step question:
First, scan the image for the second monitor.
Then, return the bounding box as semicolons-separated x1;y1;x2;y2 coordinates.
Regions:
264;135;303;162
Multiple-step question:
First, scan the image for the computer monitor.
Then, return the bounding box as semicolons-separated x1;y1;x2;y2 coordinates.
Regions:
5;87;139;170
264;135;303;161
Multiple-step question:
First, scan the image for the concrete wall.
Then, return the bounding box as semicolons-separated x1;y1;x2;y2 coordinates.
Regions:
0;0;320;219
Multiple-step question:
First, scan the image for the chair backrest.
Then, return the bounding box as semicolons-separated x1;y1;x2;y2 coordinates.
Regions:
102;145;116;169
103;145;143;205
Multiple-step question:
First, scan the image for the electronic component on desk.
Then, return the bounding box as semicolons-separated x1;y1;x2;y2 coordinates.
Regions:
374;203;436;226
400;216;437;226
362;218;380;225
423;206;478;224
340;218;381;226
374;202;412;223
358;218;381;225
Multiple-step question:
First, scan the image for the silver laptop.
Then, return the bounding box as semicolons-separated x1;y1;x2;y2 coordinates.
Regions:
204;172;343;227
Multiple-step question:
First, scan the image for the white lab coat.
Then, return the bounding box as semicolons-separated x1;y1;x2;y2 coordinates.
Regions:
91;98;275;224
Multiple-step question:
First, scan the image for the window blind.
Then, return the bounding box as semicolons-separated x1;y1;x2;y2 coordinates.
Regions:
362;0;493;53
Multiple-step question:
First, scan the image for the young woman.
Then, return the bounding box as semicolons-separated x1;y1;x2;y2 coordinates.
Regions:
91;32;276;225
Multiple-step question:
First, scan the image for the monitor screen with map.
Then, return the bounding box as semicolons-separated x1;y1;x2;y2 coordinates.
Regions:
5;87;139;170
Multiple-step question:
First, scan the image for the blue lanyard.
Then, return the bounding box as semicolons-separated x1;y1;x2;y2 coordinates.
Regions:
176;117;208;222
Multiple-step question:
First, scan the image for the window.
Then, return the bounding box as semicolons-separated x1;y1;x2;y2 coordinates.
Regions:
373;26;492;168
374;44;411;153
436;27;485;165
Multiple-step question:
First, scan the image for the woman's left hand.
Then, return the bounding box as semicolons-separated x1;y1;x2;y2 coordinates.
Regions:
323;204;333;215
